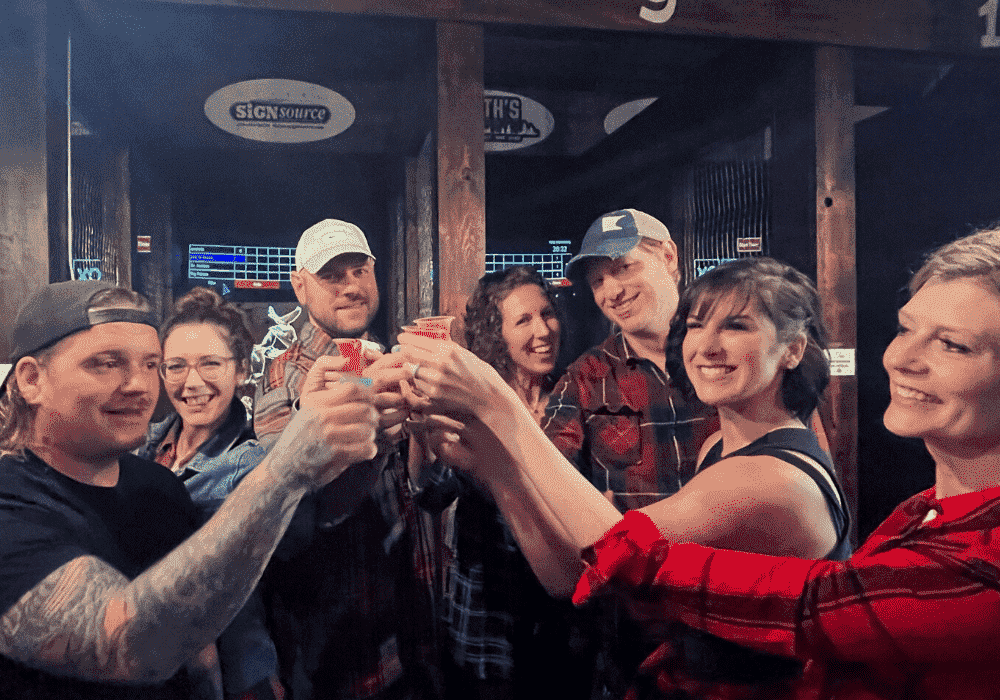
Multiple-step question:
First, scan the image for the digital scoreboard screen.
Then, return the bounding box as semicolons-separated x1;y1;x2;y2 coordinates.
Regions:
484;240;572;284
188;244;295;292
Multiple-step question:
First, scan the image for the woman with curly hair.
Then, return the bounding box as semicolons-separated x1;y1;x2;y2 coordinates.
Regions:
415;265;576;700
137;286;283;700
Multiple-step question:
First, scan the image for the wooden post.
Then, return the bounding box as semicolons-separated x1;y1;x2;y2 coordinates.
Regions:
389;191;406;343
815;45;858;545
436;21;485;346
1;0;50;359
405;157;421;324
132;178;173;322
104;148;131;289
416;134;436;320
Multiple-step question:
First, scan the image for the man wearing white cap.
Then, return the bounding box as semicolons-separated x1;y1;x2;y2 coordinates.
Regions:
541;209;718;699
253;220;440;700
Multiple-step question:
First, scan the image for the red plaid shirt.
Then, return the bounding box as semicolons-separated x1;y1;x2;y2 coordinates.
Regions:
541;332;718;512
253;321;441;700
576;486;1000;700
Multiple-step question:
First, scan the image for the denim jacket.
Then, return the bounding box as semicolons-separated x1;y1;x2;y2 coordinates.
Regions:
137;398;276;696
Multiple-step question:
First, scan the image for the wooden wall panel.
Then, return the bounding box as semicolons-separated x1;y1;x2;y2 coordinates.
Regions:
155;0;997;55
436;21;484;346
405;157;421;324
1;0;49;360
815;45;858;545
105;148;131;289
131;179;172;322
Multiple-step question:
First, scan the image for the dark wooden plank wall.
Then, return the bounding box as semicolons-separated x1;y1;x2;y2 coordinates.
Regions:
1;0;50;361
155;0;1000;54
436;21;484;345
106;148;131;289
815;46;858;544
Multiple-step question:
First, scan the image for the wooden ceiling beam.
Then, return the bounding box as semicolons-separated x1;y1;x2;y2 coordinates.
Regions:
146;0;997;55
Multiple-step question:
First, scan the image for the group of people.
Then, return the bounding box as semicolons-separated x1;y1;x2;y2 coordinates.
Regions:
0;208;998;700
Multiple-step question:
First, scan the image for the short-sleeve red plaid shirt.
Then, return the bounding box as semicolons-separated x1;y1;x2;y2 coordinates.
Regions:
576;486;1000;700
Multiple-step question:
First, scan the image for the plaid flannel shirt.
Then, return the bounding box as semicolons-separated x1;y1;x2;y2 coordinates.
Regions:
416;455;579;691
253;321;440;700
577;487;1000;700
541;331;718;513
540;332;718;699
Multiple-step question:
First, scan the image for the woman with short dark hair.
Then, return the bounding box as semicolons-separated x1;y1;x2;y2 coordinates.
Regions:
401;256;853;699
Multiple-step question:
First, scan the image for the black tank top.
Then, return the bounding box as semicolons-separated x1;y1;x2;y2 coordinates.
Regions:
698;427;852;561
640;428;853;698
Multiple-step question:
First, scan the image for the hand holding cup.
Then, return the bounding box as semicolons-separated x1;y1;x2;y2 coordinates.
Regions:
272;354;379;490
396;331;512;421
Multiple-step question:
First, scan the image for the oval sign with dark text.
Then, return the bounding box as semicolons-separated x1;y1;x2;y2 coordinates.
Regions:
484;90;554;152
205;79;355;143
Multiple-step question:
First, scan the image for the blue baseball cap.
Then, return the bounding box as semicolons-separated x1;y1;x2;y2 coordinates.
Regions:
564;209;673;279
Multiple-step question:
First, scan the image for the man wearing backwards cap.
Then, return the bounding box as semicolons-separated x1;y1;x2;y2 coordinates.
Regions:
540;209;718;699
253;220;441;700
0;280;378;700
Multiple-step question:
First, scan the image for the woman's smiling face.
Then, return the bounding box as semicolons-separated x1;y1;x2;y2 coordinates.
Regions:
882;277;1000;455
682;293;796;415
162;323;245;435
500;284;561;379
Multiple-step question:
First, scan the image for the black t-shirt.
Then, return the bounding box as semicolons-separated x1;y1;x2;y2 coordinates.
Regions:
0;450;200;699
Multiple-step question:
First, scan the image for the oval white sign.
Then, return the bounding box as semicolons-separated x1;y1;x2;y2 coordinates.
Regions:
204;79;355;144
484;90;554;152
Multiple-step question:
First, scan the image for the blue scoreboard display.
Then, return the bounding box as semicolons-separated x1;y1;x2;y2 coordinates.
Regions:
188;244;295;291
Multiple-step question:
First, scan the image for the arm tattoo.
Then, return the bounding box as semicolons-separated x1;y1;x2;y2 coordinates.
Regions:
0;454;308;684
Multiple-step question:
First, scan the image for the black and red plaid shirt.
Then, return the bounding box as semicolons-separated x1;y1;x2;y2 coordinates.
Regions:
576;485;1000;700
541;331;718;512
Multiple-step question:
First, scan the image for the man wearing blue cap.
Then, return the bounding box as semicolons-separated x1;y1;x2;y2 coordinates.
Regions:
0;280;378;700
541;209;718;698
543;209;717;512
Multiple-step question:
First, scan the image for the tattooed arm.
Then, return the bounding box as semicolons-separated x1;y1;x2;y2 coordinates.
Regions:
188;644;224;700
0;357;377;684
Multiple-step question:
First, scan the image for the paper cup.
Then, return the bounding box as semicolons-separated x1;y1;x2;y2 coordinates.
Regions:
333;338;367;376
412;315;455;340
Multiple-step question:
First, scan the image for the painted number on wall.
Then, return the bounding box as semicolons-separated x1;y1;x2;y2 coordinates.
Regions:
981;0;1000;48
640;0;677;24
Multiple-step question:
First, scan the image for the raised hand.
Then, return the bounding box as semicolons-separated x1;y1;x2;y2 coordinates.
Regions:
396;332;514;421
361;348;412;440
271;354;379;490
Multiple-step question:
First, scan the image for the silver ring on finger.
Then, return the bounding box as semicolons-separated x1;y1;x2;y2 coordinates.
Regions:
411;363;421;380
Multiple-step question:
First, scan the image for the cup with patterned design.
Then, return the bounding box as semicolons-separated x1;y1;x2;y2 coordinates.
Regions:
332;338;369;376
411;315;455;340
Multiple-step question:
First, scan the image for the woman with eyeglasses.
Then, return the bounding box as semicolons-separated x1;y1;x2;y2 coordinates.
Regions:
137;286;284;700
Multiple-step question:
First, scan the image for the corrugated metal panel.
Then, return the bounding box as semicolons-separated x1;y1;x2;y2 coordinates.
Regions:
681;159;769;285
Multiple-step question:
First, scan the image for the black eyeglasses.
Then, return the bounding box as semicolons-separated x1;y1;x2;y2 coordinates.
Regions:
159;356;236;383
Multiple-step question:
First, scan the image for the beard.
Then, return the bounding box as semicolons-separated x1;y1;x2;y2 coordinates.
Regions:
314;301;379;339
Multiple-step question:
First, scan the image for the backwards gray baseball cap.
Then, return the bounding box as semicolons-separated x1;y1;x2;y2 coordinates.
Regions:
564;208;672;279
9;280;158;363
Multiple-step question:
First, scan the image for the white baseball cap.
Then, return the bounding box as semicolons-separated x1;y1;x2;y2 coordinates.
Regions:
295;219;375;273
